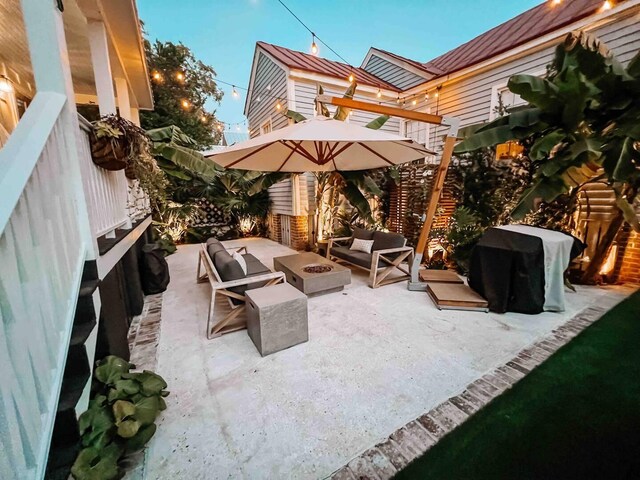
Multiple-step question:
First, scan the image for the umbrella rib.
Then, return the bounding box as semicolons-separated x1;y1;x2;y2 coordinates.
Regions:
277;141;300;172
391;140;435;155
357;142;395;166
226;142;273;168
281;140;319;164
330;142;354;159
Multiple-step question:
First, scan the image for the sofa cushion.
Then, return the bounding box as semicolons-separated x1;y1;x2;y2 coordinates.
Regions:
207;241;226;260
331;246;384;269
213;249;246;282
372;231;406;251
228;254;272;303
206;237;220;246
352;226;374;241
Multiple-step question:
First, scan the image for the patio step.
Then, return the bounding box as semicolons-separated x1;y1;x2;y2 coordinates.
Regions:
427;283;489;312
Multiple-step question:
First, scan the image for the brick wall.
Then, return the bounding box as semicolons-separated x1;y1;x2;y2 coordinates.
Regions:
268;213;281;243
614;226;640;284
289;215;310;251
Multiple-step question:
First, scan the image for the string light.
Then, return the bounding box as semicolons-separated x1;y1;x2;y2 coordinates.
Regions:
348;72;355;83
425;91;429;100
232;86;239;98
396;96;401;104
276;100;282;110
200;115;207;123
600;0;612;10
377;88;382;99
311;33;318;55
217;124;223;131
176;72;185;82
181;99;190;109
412;98;417;106
152;71;162;82
550;0;562;5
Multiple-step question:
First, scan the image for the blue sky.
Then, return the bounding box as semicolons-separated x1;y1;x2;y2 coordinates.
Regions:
138;0;542;130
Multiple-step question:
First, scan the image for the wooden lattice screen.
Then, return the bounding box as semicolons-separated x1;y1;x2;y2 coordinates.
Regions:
387;161;460;246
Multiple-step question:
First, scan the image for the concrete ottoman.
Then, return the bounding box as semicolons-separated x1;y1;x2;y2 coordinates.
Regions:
245;283;308;356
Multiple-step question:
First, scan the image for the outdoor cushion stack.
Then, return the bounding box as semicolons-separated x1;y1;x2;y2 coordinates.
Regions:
330;227;406;268
205;238;271;301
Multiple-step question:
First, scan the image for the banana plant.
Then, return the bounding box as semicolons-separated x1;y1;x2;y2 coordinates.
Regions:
454;31;640;281
283;82;391;240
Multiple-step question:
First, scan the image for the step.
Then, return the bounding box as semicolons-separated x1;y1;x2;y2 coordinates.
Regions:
419;269;464;284
427;283;489;312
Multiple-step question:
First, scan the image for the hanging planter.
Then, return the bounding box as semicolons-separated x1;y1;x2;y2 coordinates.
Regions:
90;115;150;172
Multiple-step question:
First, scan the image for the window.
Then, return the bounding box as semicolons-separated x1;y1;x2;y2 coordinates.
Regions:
260;117;272;135
489;69;546;120
402;119;428;146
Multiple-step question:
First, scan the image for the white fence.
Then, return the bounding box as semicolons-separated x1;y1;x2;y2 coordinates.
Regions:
77;117;130;238
0;92;87;478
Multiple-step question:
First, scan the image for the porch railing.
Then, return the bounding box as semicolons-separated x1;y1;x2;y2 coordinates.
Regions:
0;92;87;478
77;117;130;238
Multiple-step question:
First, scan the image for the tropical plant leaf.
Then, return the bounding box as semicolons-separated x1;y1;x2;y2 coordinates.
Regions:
247;173;289;195
508;74;561;113
334;81;356;121
454;125;514;153
510;176;568;220
284;110;307;124
529;130;566;161
365;115;390;130
317;85;331;117
133;395;161;426
124;423;157;452
362;175;384;197
116;419;140;438
341;181;373;223
147;125;199;148
163;169;193;181
133;371;168;396
113;400;136;424
95;356;132;385
71;445;122;480
610;138;637;181
155;144;218;183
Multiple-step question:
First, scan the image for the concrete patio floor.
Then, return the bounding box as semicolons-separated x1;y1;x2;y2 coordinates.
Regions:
144;238;631;479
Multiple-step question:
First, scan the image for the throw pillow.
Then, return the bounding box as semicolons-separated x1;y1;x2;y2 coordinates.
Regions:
232;251;248;275
350;238;374;254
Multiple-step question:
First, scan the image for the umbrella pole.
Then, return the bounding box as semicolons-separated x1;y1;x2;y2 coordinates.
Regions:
408;118;460;291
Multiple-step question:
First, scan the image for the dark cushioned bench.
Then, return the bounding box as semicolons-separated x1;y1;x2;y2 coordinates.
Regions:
197;238;285;339
327;227;414;288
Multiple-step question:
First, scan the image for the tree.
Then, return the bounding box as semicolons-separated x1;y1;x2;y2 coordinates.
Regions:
455;32;640;282
141;40;223;149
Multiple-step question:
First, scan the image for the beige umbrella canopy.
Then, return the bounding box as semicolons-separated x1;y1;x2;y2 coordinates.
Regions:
206;117;435;172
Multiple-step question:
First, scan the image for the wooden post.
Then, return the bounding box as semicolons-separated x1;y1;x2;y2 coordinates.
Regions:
115;77;132;121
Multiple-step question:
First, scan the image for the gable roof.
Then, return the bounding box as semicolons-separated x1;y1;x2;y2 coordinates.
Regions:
422;0;607;77
366;47;444;77
256;41;401;91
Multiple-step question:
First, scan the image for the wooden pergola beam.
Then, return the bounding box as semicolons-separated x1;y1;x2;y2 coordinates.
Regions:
316;94;444;125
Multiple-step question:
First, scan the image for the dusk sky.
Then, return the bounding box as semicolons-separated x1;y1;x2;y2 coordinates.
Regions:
138;0;542;134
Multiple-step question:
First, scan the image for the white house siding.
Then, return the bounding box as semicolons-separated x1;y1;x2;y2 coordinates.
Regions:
415;10;640;154
362;54;427;90
293;80;402;134
246;51;289;139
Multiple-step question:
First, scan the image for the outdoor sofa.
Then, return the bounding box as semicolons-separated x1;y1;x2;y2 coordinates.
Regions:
326;227;414;288
197;238;285;339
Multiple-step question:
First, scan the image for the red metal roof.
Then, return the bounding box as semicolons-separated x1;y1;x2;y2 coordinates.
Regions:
422;0;606;77
257;41;401;92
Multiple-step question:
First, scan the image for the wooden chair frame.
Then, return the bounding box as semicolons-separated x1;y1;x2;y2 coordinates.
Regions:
326;237;415;288
197;244;285;339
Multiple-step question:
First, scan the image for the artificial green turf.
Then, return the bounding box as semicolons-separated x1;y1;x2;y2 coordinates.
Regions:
395;290;640;480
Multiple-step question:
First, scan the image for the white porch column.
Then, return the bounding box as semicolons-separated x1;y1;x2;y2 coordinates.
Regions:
130;107;141;126
87;20;117;115
19;0;97;261
115;77;132;121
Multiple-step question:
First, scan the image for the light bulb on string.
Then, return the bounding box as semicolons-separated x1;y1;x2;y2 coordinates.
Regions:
551;0;562;5
181;99;190;109
176;72;185;82
311;34;318;55
276;100;282;111
425;91;429;100
376;88;382;98
0;75;13;93
232;86;239;98
600;0;612;10
396;96;401;104
412;98;417;106
348;72;355;83
152;71;162;82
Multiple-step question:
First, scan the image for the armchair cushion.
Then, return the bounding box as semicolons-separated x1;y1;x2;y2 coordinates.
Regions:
228;253;273;302
207;240;226;260
352;226;375;241
372;231;406;251
214;250;246;282
331;246;384;269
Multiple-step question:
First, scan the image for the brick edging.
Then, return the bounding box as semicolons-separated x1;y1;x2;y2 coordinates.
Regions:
329;305;607;480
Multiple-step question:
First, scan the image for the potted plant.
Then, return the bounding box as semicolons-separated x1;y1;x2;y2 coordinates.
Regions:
90;115;150;171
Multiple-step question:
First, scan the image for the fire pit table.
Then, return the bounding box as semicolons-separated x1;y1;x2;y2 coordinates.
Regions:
273;252;351;296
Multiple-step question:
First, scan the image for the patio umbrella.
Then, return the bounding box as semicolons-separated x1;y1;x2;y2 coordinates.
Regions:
206;116;435;172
